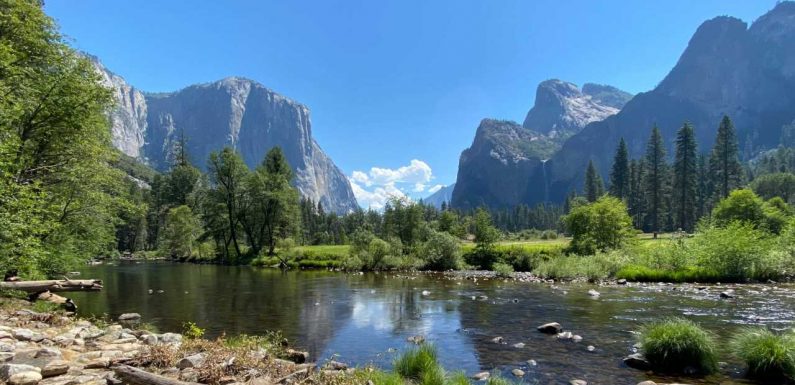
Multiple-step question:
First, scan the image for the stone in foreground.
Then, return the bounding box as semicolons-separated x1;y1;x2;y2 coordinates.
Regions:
623;353;651;370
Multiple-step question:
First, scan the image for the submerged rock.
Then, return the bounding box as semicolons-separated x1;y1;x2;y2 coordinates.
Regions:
471;372;490;381
623;353;651;370
537;322;562;334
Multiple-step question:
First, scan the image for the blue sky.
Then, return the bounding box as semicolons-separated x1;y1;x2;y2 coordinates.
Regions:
45;0;775;208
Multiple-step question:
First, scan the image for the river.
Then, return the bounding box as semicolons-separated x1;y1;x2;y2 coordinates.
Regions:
70;262;795;384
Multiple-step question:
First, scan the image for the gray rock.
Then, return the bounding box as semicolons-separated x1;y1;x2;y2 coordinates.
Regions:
471;372;490;381
586;345;596;352
623;353;651;370
12;329;34;342
587;289;600;297
636;381;656;385
526;359;537;366
284;349;308;364
537;322;562;334
556;331;573;340
720;291;734;299
177;353;206;369
8;371;42;385
0;364;41;381
511;369;525;377
570;380;587;385
490;337;504;344
323;361;348;371
0;352;13;362
117;313;141;322
617;279;628;285
33;347;61;359
41;361;69;378
140;334;158;345
512;342;525;348
158;333;182;345
179;368;199;383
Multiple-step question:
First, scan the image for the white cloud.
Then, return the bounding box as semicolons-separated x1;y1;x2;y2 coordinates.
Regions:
349;159;436;210
427;184;444;194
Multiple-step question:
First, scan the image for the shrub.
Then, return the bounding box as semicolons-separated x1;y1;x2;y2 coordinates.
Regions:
533;250;629;281
712;189;766;228
344;230;401;271
730;328;795;380
639;317;718;374
492;262;514;277
563;196;634;255
394;344;439;381
762;197;793;234
182;321;205;340
692;222;772;281
419;230;463;271
485;376;512;385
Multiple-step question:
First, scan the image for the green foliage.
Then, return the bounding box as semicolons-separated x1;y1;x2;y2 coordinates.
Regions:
485;376;512;385
712;189;766;228
471;208;501;269
533;250;628;281
563;196;634;255
343;230;402;271
160;205;202;259
584;160;605;203
644;125;670;233
639;317;718;374
418;230;462;271
609;138;630;199
730;328;795;380
0;0;130;277
394;344;439;381
182;321;205;340
492;262;514;278
750;172;795;203
709;115;743;200
692;222;773;281
672;123;698;232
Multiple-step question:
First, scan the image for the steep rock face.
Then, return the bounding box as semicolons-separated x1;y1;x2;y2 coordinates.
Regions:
451;120;551;209
90;56;148;158
543;2;795;202
93;62;358;214
522;79;631;138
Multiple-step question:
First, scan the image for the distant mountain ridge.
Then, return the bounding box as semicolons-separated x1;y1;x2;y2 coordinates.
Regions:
423;184;455;208
91;57;358;214
452;2;795;209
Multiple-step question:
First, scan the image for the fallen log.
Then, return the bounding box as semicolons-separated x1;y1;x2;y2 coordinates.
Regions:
0;278;102;293
112;365;202;385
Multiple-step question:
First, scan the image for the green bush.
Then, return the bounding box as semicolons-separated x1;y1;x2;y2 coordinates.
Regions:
692;222;773;281
639;317;718;374
343;230;402;271
418;230;463;271
563;196;635;255
492;262;514;277
394;344;439;381
730;328;795;380
182;321;205;340
533;250;629;281
712;189;766;228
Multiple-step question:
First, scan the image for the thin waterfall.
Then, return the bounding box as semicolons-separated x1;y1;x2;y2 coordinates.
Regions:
541;159;549;203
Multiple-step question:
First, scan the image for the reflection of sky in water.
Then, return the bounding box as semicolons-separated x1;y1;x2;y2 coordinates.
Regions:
318;290;480;372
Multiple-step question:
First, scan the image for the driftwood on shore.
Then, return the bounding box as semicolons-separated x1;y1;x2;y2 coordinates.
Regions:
0;278;103;293
112;365;203;385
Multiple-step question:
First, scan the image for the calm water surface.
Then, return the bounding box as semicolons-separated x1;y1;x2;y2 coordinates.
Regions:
70;262;795;385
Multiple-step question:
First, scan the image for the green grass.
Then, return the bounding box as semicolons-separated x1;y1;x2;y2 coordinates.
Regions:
730;328;795;380
615;265;721;283
639;317;718;374
394;344;439;381
251;245;350;269
533;251;629;281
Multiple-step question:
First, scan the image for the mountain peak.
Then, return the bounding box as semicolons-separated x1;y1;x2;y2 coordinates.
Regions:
522;79;631;138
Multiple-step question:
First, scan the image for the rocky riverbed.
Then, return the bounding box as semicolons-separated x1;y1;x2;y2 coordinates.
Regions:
0;299;357;385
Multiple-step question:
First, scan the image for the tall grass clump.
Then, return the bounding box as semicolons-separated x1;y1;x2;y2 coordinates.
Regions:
692;222;773;281
730;328;795;380
394;344;440;381
639;317;718;374
485;375;512;385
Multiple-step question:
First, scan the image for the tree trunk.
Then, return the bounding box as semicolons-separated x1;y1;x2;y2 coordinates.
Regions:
0;279;102;293
112;365;202;385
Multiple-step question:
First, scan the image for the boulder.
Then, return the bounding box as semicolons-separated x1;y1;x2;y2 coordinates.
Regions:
117;313;141;322
720;291;734;299
8;371;42;385
490;337;504;344
140;334;158;345
12;329;34;342
41;361;69;378
33;347;61;359
617;279;627;285
177;353;206;369
537;322;562;334
511;369;525;377
0;364;41;381
159;333;182;345
623;353;651;370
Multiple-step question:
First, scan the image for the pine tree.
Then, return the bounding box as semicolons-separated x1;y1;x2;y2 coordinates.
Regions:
672;123;698;232
628;159;646;229
643;125;669;235
696;154;710;218
709;115;743;200
609;138;630;200
584;160;605;202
